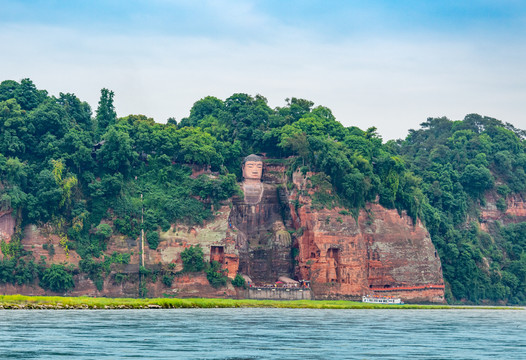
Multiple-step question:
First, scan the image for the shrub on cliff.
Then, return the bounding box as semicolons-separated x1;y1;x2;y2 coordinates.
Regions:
162;274;174;287
79;258;104;290
95;223;113;240
147;231;160;250
181;245;205;272
231;273;246;289
206;261;228;288
39;264;74;293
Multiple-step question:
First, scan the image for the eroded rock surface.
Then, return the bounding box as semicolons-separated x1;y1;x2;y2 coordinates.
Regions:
1;163;447;303
0;211;15;245
480;192;526;231
290;171;445;303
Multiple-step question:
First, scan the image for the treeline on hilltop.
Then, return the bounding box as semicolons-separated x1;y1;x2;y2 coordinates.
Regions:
0;78;525;304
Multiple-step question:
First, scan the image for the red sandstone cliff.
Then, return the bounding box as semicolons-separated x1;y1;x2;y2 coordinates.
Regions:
480;192;526;231
0;211;16;246
289;171;445;303
1;164;448;303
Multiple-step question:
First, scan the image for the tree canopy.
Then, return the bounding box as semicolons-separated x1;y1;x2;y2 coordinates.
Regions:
0;79;525;303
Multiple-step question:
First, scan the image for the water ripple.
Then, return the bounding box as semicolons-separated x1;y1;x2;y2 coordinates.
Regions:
0;308;525;359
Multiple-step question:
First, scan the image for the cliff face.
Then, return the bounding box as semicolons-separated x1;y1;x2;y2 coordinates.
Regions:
0;211;15;245
0;214;238;298
1;164;446;302
290;171;445;303
480;192;526;231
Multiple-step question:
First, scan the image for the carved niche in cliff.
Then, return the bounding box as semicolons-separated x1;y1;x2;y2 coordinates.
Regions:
228;154;292;283
0;211;16;244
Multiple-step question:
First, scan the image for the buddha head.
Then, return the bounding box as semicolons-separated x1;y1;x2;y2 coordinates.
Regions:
242;154;263;181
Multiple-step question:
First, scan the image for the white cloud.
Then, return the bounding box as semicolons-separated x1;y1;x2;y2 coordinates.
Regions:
1;22;525;140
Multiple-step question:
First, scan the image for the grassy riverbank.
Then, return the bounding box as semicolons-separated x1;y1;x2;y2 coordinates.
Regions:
0;295;520;310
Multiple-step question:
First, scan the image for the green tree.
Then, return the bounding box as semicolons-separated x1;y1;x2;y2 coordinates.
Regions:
57;92;93;132
97;127;137;176
95;223;113;240
180;245;205;272
460;164;494;197
0;99;28;156
206;260;227;288
162;274;174;287
147;231;160;250
231;273;246;288
39;264;74;293
177;127;223;167
96;88;117;136
0;79;47;111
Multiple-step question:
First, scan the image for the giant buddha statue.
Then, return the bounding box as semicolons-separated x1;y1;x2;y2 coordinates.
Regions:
241;154;264;204
228;154;292;283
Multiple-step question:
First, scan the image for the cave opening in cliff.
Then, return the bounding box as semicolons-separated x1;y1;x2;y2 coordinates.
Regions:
327;248;339;261
210;246;225;263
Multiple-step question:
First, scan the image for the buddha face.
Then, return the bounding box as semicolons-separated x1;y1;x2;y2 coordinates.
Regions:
243;160;263;181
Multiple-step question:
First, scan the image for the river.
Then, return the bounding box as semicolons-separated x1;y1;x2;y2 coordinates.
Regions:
1;308;524;359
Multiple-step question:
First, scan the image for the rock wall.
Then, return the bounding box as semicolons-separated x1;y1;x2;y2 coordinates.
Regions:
0;271;236;299
0;163;447;303
21;224;82;265
0;203;240;298
290;171;445;303
0;211;15;244
480;192;526;231
143;204;237;276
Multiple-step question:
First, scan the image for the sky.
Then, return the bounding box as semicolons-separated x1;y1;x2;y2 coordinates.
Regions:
1;0;525;139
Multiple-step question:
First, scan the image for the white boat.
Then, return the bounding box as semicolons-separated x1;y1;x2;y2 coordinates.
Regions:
362;295;404;305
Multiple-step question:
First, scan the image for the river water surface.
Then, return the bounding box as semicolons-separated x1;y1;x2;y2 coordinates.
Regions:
1;308;524;359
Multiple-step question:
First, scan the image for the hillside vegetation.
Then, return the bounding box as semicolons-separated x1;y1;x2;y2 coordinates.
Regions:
0;79;525;304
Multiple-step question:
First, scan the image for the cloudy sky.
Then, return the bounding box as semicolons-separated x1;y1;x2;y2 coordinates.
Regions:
1;0;525;139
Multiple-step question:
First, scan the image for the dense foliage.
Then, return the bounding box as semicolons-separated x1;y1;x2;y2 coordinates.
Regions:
39;264;75;293
395;116;526;304
206;260;228;288
0;79;524;303
180;245;205;273
231;273;247;288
